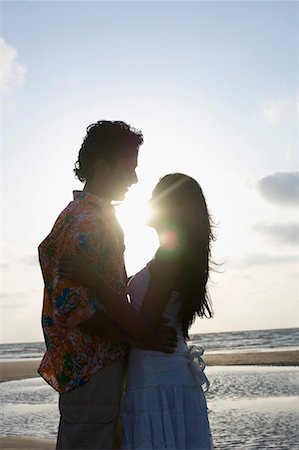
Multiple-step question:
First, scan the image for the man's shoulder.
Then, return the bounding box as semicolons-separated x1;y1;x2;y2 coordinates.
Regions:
57;198;106;230
47;198;104;235
38;199;105;253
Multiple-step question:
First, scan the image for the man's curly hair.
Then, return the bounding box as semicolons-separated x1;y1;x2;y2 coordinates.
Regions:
74;120;144;182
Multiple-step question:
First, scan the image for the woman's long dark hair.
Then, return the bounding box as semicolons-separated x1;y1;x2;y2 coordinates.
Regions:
151;173;215;339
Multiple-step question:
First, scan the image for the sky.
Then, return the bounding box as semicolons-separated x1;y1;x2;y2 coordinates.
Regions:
1;0;298;344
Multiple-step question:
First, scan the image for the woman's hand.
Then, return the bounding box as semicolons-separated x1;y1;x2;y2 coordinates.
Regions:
57;249;101;292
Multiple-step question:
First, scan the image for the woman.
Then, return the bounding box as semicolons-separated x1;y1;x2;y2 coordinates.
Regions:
59;173;214;450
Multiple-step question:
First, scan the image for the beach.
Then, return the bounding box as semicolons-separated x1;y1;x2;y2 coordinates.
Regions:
0;360;56;449
0;359;41;383
1;350;298;383
1;350;298;449
0;436;55;450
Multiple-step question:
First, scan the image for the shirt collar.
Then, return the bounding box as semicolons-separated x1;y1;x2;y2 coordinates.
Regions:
73;190;113;211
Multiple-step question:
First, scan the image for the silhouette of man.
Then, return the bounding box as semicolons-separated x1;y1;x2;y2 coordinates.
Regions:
38;121;175;450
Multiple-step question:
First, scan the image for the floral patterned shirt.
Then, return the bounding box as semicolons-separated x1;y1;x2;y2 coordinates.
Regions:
38;191;127;393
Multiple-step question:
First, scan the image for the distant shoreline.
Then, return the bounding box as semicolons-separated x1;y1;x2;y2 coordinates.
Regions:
1;349;298;383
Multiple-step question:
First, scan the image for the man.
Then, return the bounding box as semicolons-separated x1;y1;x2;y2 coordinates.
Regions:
38;120;176;450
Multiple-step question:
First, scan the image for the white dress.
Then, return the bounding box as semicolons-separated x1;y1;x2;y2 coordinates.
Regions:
121;264;213;450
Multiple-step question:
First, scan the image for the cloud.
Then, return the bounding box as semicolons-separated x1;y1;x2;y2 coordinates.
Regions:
240;253;298;267
253;222;299;245
259;97;298;124
256;172;299;206
1;37;26;93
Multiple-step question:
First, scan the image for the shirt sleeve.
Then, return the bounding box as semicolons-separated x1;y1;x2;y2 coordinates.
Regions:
52;214;106;328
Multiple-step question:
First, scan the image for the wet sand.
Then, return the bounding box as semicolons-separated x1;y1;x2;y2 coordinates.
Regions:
1;350;298;449
1;350;298;383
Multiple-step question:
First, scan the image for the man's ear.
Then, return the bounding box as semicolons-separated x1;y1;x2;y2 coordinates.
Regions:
94;159;111;176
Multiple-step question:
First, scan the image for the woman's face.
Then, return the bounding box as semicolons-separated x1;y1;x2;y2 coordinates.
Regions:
146;195;160;228
148;193;187;250
149;191;201;231
147;191;174;230
146;183;162;222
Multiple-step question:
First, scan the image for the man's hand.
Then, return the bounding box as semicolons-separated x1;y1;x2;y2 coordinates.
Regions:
137;323;178;353
57;248;100;292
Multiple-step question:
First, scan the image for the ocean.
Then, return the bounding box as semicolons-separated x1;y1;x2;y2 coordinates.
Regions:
1;327;298;360
1;328;299;449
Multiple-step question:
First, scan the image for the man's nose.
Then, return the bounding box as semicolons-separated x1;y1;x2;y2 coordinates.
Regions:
130;171;138;185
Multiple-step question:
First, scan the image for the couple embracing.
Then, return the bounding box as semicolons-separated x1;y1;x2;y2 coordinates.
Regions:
38;120;214;450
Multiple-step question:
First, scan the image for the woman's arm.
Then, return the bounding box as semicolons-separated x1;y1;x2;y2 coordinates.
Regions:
91;275;156;340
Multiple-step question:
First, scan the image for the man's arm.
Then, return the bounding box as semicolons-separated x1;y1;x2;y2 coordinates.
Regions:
54;216;177;351
79;309;178;353
58;253;178;344
51;216;110;330
78;310;133;344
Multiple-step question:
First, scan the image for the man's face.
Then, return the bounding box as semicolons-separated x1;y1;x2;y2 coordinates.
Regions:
108;150;138;201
